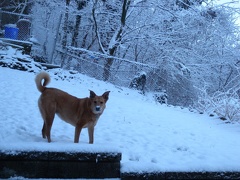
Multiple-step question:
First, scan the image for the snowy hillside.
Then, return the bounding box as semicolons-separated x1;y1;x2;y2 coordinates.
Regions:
1;67;240;173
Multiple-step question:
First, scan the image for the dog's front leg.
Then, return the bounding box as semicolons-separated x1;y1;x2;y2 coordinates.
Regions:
74;124;83;143
88;126;94;144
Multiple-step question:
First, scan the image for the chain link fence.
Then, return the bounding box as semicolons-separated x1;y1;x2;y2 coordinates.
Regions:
0;9;195;106
0;10;31;41
53;46;195;107
55;46;158;89
0;10;157;94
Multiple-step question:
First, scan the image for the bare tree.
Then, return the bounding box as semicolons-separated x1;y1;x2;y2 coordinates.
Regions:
0;0;31;14
92;0;131;81
30;0;240;106
71;0;86;47
62;0;71;47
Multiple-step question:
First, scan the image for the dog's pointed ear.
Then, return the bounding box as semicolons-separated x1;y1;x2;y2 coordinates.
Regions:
89;90;96;98
102;91;110;102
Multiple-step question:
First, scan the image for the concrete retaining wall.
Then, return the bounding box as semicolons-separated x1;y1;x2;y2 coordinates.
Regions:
0;150;121;178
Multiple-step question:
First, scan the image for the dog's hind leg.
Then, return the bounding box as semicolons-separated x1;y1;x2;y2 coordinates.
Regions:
45;115;54;143
39;106;55;142
39;107;55;142
42;122;46;139
41;119;54;142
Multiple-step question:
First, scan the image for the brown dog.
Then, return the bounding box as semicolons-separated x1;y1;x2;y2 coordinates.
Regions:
35;72;110;144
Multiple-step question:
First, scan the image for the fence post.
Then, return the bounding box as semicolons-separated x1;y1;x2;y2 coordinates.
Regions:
49;13;62;64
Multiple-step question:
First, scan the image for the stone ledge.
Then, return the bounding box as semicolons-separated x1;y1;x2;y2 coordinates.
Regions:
0;150;121;179
121;171;240;180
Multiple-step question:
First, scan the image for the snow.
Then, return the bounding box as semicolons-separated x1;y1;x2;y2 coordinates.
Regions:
4;24;17;28
1;66;240;174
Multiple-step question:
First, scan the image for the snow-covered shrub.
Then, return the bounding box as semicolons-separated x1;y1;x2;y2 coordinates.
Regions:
154;90;168;104
147;64;196;106
129;71;146;94
212;91;240;122
195;88;213;114
196;89;240;123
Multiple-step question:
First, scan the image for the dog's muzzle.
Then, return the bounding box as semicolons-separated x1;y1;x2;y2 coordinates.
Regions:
95;106;101;112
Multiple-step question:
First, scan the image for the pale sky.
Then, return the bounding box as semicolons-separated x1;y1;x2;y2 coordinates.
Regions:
215;0;240;6
215;0;240;25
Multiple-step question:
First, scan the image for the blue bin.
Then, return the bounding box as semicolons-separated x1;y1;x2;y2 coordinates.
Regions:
4;25;19;39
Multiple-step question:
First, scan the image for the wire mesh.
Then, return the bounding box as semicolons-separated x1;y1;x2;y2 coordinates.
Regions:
0;10;31;41
54;46;162;93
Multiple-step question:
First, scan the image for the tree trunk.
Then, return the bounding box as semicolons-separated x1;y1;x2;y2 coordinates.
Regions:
103;47;116;81
102;0;130;81
62;0;70;47
71;0;86;47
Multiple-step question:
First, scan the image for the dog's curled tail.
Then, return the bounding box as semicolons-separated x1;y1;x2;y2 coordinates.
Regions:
35;72;50;93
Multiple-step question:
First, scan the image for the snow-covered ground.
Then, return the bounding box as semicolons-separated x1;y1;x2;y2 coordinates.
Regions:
1;66;240;174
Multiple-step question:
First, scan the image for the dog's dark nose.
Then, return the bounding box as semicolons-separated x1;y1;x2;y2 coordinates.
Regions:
96;106;100;111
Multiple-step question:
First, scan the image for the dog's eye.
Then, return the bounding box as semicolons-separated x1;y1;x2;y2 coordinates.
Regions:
94;101;97;104
100;102;103;104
